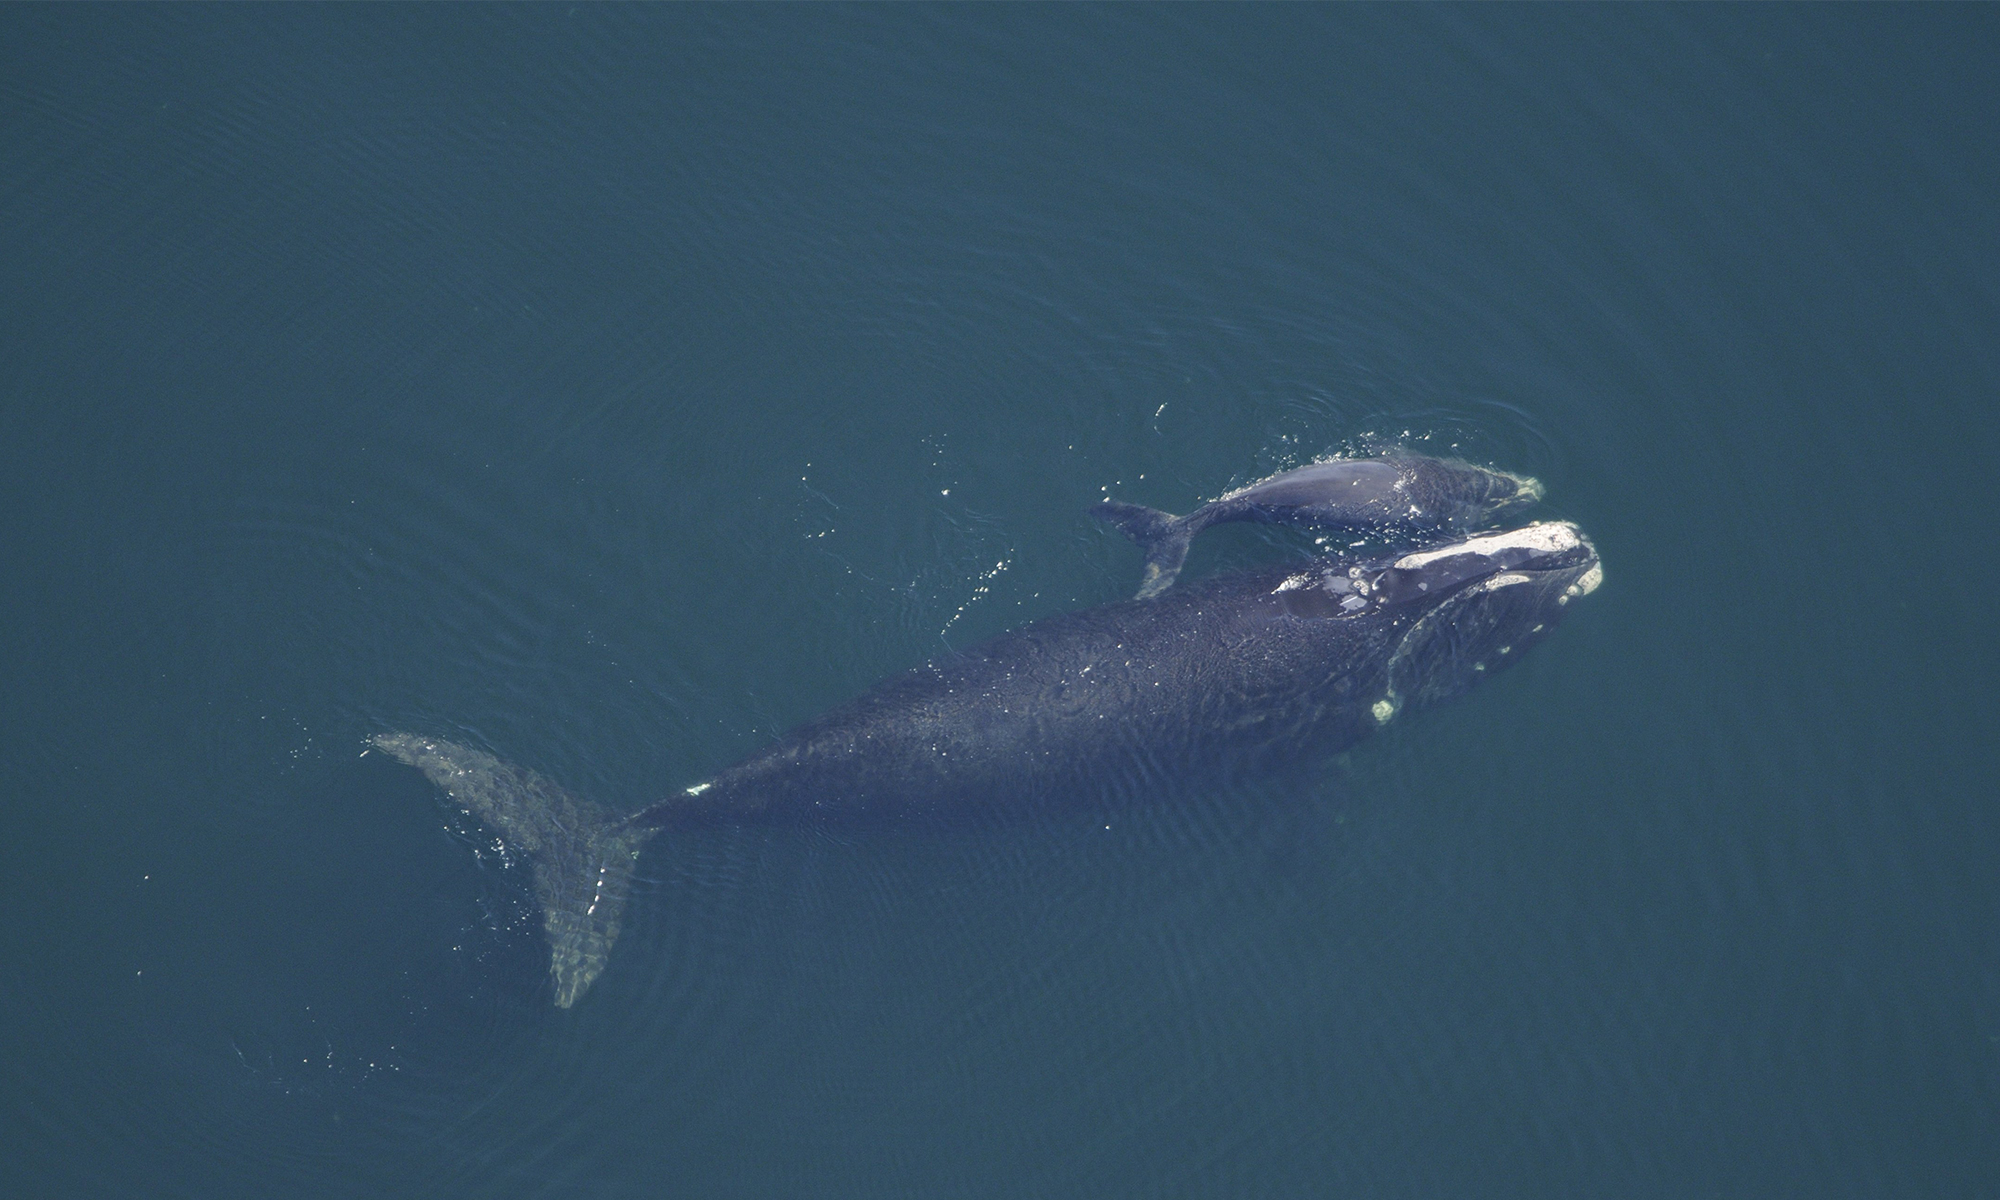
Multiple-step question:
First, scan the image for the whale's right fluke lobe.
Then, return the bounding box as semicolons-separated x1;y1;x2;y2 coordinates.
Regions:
1091;499;1195;600
369;733;657;1007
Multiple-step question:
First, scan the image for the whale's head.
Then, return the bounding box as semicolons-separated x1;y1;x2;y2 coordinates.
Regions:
1374;522;1598;718
1274;521;1599;722
1390;454;1546;531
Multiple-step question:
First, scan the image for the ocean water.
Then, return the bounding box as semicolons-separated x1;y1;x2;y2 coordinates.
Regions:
3;6;1996;1197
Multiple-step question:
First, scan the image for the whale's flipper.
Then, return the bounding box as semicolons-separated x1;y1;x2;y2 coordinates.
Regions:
1091;500;1194;600
369;733;657;1007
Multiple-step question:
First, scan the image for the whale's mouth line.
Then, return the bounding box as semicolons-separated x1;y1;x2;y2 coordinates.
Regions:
1375;524;1601;716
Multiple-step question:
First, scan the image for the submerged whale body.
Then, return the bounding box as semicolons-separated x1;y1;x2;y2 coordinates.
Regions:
1093;453;1544;599
374;521;1600;1006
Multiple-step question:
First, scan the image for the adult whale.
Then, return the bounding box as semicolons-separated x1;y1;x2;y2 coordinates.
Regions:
374;521;1601;1006
1093;453;1544;599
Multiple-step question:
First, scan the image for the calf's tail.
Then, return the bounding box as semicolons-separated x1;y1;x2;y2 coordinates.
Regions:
1091;499;1194;599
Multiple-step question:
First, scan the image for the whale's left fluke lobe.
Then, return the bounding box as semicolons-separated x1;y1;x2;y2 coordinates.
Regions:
369;733;656;1007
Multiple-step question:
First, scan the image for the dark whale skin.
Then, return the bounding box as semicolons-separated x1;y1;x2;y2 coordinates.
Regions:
1094;453;1544;599
372;522;1599;1005
648;563;1397;830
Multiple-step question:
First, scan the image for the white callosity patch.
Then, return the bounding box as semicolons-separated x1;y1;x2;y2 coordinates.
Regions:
1559;563;1605;606
1392;521;1582;571
1275;567;1360;595
1370;698;1397;724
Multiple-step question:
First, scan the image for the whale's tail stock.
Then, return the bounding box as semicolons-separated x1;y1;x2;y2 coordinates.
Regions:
369;733;656;1007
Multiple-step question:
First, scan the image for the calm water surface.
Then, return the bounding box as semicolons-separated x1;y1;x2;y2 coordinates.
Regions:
3;6;1996;1197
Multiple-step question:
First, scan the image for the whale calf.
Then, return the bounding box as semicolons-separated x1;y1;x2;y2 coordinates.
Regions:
375;521;1600;1006
1093;454;1544;599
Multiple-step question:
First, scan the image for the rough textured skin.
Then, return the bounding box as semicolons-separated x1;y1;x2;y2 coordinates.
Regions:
647;564;1403;829
375;522;1597;1005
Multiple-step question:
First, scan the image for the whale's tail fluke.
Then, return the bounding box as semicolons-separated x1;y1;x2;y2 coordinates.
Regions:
369;733;657;1007
1091;499;1195;600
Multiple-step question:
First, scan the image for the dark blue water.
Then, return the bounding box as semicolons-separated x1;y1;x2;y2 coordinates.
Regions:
4;6;1996;1197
